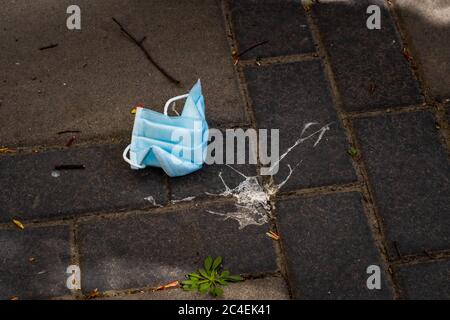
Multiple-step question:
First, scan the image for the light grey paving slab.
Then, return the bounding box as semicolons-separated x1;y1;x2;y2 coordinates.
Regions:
396;0;450;100
0;0;246;148
101;277;290;300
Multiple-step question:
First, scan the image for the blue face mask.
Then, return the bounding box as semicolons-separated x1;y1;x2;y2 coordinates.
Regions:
123;79;208;177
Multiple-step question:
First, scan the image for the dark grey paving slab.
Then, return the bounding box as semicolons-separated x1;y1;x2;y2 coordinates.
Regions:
396;0;450;100
78;202;277;292
229;0;315;59
0;144;167;222
277;192;393;299
0;0;246;148
244;61;357;192
314;0;423;112
170;128;257;201
0;225;71;299
396;260;450;300
170;163;257;201
353;112;450;257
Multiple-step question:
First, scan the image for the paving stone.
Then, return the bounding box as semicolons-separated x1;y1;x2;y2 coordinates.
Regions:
395;0;450;100
396;260;450;300
277;192;393;299
0;144;167;222
0;0;246;148
102;277;289;300
244;61;357;192
78;202;277;292
170;129;257;201
229;0;315;59
353;112;450;257
314;0;423;112
0;225;71;299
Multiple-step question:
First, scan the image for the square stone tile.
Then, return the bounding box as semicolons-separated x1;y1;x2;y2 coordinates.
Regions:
0;225;71;299
244;61;357;192
314;0;423;112
396;0;450;100
78;202;277;292
277;192;394;299
0;0;246;148
396;260;450;300
353;111;450;257
0;144;167;222
170;130;258;201
229;0;315;59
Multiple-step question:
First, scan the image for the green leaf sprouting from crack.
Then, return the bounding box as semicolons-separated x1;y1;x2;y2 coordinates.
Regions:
181;256;243;297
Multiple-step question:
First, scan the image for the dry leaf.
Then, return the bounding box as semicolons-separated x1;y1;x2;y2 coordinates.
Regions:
10;296;19;300
65;136;76;147
154;280;180;291
402;47;414;63
12;219;25;230
303;0;313;12
131;102;144;115
0;147;16;154
85;288;100;299
29;257;36;263
266;230;280;241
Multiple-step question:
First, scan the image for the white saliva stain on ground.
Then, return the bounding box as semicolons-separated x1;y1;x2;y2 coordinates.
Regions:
206;122;332;229
145;194;196;206
171;196;196;204
144;195;163;207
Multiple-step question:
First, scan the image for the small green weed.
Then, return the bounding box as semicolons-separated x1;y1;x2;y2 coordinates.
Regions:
181;256;243;297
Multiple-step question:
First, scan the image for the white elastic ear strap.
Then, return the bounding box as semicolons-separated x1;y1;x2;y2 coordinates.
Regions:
163;93;189;116
122;145;145;169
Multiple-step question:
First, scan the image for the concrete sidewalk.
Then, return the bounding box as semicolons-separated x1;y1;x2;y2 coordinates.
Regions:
0;0;449;300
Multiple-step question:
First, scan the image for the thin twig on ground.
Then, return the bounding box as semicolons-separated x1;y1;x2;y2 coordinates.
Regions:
39;44;58;51
112;17;180;85
57;130;81;135
233;40;269;64
54;165;85;170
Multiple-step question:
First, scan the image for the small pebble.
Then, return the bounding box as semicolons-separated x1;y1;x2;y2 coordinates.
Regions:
51;170;60;178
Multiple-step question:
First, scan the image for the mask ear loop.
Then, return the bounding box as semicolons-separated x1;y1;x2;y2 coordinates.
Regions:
163;94;189;116
122;145;145;169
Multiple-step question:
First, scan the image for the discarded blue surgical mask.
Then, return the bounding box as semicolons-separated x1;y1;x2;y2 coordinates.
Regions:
123;79;208;177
